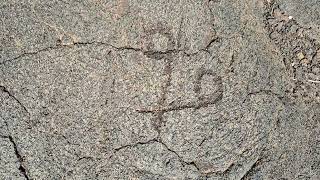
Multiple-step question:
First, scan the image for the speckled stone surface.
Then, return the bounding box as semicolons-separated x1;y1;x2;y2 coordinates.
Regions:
0;0;319;179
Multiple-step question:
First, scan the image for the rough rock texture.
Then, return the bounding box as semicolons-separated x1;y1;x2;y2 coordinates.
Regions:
0;0;319;179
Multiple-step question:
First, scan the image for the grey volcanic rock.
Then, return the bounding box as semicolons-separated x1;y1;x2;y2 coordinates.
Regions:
0;0;319;179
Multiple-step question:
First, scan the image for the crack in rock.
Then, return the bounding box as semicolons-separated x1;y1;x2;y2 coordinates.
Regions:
242;89;286;104
0;135;30;180
0;86;30;117
1;41;209;66
112;137;201;174
240;157;262;180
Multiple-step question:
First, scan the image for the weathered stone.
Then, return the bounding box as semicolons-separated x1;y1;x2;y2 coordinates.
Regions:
0;0;319;179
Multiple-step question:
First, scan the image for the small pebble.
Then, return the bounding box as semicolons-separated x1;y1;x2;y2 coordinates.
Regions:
297;52;305;60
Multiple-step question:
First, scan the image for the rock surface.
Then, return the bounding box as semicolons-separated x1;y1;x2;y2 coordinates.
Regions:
0;0;319;179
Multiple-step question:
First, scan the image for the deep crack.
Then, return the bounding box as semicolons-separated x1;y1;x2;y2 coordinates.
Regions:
0;135;30;180
240;158;262;180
